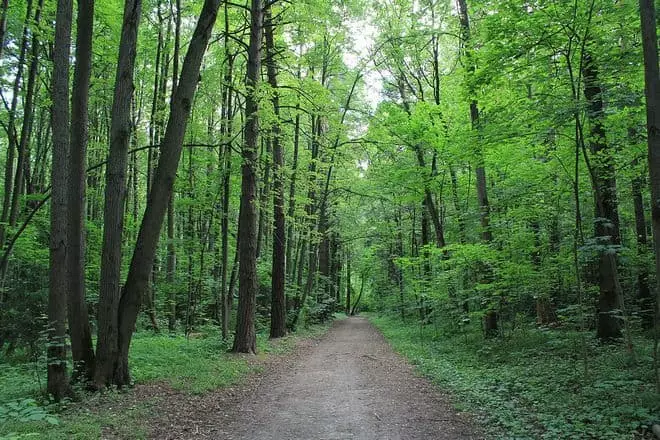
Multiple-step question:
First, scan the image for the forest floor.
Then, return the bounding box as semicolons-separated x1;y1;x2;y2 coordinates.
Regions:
145;316;481;440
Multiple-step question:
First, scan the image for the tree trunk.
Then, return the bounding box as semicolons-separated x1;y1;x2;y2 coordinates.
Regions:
116;0;221;382
232;0;262;354
0;0;8;61
94;0;143;389
265;8;286;339
166;0;181;334
256;138;271;260
9;0;43;231
285;103;301;279
639;0;660;328
456;0;492;244
632;164;653;329
0;0;32;251
345;254;351;315
582;51;623;341
220;3;234;340
47;0;72;400
67;0;96;382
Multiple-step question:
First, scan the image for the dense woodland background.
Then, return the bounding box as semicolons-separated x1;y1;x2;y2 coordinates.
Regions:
0;0;660;438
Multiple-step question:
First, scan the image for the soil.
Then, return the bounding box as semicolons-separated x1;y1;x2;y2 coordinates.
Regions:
144;316;482;440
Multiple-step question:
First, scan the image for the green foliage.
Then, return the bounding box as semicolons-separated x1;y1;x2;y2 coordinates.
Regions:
371;315;658;439
0;399;58;426
128;332;250;394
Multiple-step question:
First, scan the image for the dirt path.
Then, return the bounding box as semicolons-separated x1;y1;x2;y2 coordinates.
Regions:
208;317;480;440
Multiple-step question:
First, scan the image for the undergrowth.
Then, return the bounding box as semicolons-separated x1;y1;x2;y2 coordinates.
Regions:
370;314;659;440
0;321;334;439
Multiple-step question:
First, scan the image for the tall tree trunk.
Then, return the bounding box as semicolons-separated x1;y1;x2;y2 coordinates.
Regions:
94;0;142;389
0;0;8;61
166;0;181;334
632;160;653;329
232;0;262;354
47;0;72;400
457;0;496;334
67;0;96;382
256;139;271;259
286;102;300;278
0;0;32;250
116;0;221;383
265;7;286;339
639;0;660;389
219;2;234;340
456;0;492;244
9;0;43;231
345;252;351;315
582;51;623;341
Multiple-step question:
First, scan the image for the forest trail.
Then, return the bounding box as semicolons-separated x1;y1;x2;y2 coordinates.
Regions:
211;317;480;440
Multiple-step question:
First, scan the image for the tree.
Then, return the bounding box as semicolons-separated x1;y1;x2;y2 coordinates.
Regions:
68;0;96;382
94;0;143;388
97;0;222;386
47;0;72;400
265;6;287;339
232;0;263;353
639;0;660;389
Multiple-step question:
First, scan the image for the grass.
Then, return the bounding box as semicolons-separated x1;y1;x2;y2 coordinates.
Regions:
369;314;659;440
0;321;334;440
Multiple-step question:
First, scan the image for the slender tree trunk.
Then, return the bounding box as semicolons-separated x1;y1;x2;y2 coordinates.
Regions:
166;0;181;334
67;0;96;382
256;139;271;259
220;96;234;336
345;254;351;315
456;0;492;244
265;8;286;339
286;103;301;278
449;166;466;244
639;0;660;390
94;0;142;389
632;162;653;329
47;0;72;400
582;51;623;341
0;0;8;61
232;0;262;354
9;0;43;231
116;0;221;382
0;0;32;249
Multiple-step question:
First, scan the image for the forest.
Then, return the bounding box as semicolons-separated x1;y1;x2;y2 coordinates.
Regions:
0;0;659;438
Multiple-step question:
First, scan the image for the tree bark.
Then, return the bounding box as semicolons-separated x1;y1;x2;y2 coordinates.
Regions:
265;7;286;339
219;2;234;340
9;0;43;232
67;0;96;382
166;0;181;334
639;0;660;371
582;51;623;341
0;0;8;61
47;0;72;400
632;163;653;329
94;0;142;389
232;0;262;354
456;0;492;244
0;0;32;251
116;0;221;382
